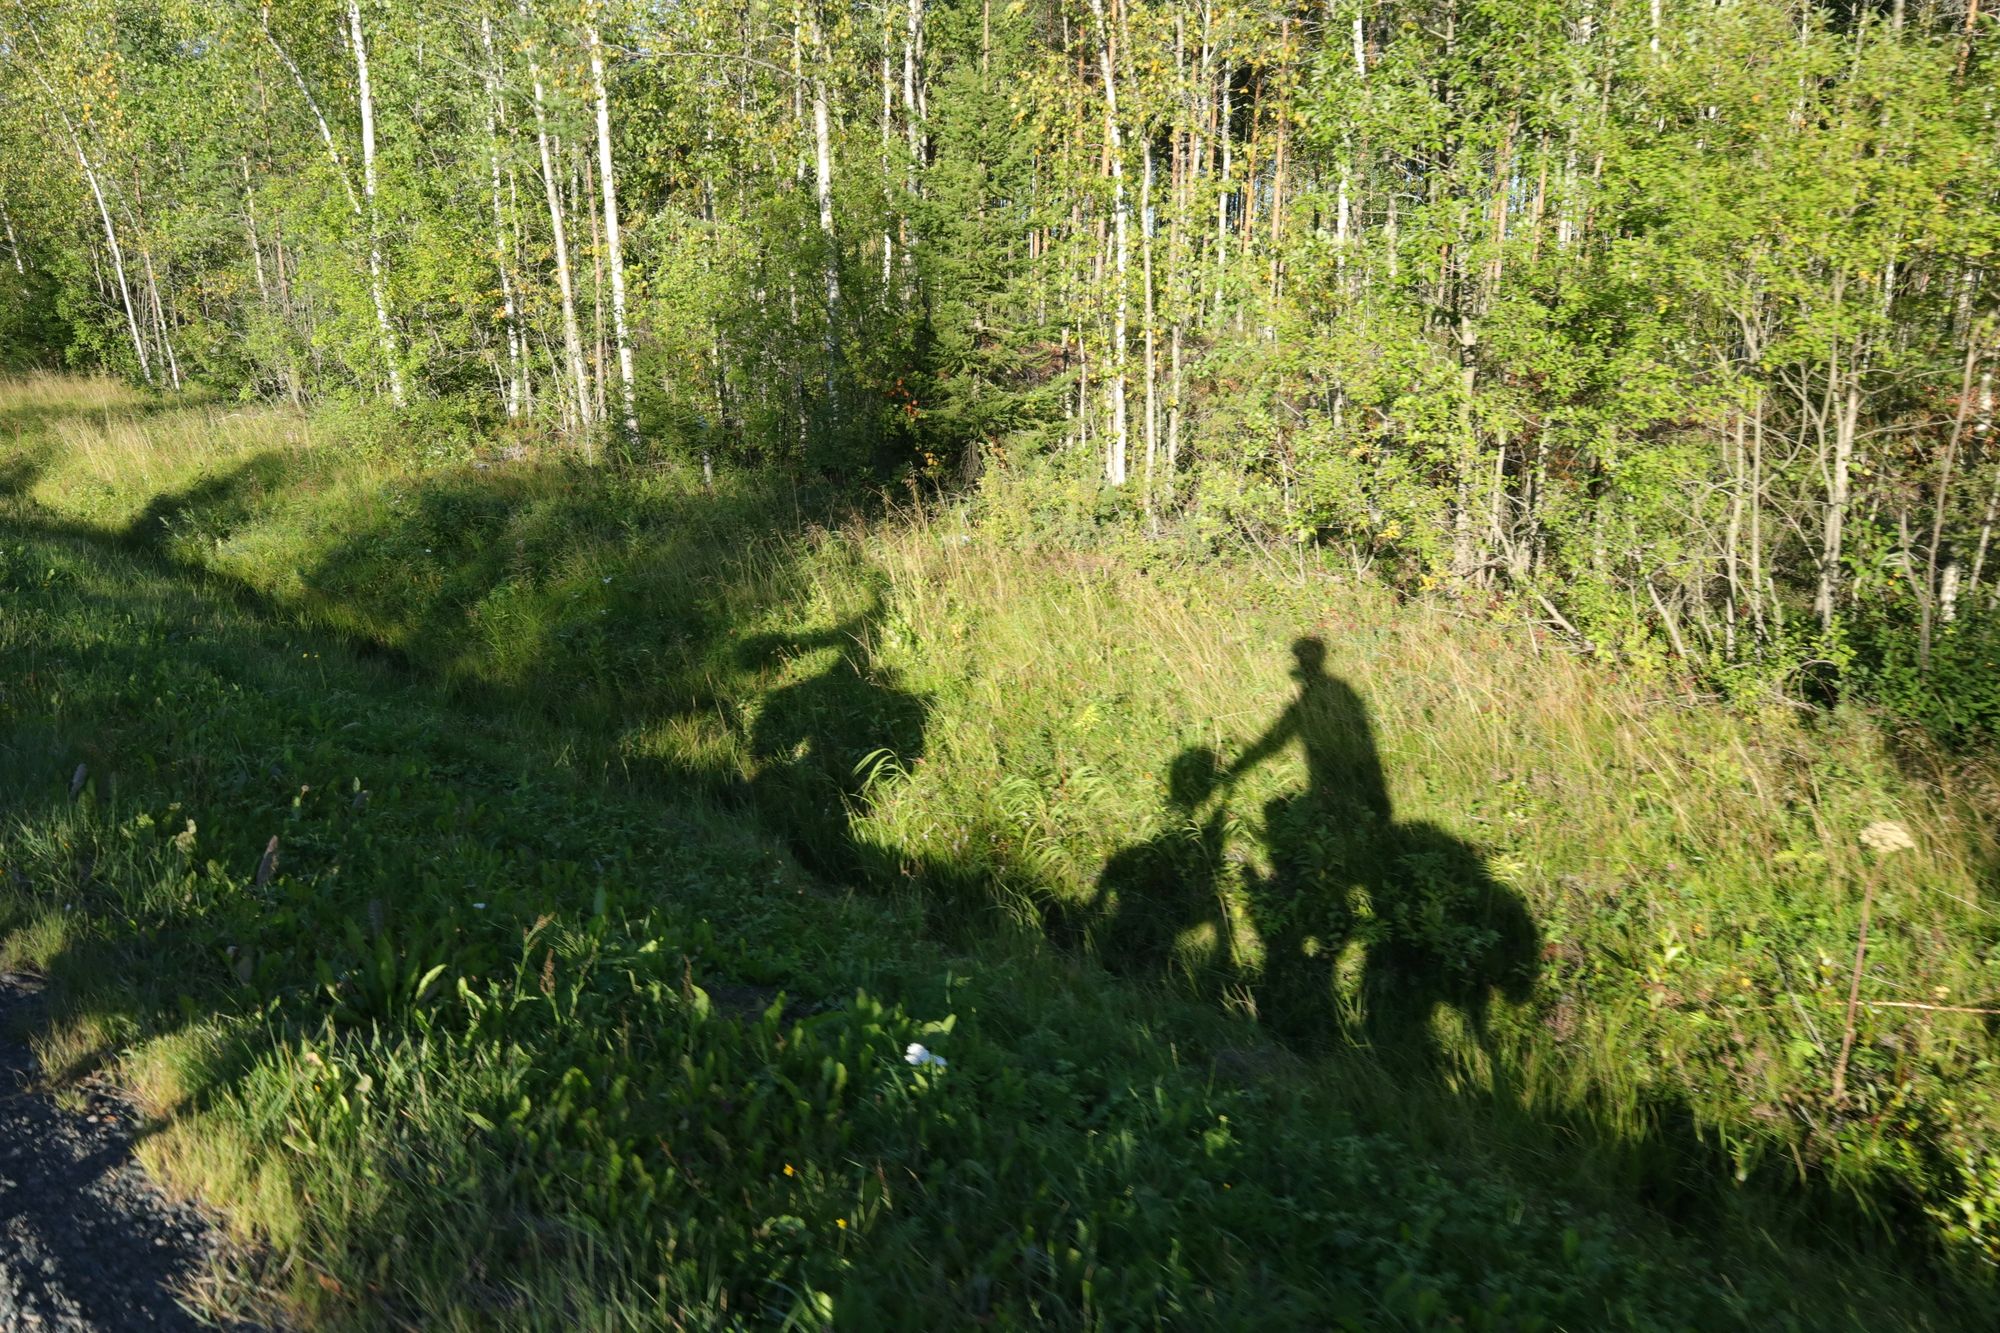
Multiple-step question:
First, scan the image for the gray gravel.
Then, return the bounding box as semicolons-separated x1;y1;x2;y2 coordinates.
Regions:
0;973;243;1330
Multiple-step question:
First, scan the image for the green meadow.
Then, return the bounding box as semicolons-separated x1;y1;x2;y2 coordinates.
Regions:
2;374;1998;1328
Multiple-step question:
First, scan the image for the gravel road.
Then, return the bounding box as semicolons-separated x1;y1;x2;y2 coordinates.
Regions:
0;973;244;1330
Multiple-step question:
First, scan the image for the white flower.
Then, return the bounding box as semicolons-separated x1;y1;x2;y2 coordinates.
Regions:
1859;821;1915;855
904;1042;947;1068
472;902;487;909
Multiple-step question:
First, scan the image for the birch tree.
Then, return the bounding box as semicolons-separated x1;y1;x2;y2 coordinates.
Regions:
585;6;637;441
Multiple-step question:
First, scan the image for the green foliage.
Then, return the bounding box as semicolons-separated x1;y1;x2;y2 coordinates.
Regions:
7;0;2000;1312
1848;608;2000;747
5;0;1998;748
0;267;68;369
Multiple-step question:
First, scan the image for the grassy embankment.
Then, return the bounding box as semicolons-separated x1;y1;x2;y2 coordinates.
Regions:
3;372;1999;1328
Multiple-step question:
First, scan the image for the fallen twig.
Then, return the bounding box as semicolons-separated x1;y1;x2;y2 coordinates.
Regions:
1532;592;1596;655
1863;999;2000;1016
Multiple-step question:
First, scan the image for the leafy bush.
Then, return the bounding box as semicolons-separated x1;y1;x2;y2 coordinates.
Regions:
0;269;66;370
1848;607;2000;747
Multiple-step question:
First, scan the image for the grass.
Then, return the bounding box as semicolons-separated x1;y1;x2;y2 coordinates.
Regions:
3;371;1999;1327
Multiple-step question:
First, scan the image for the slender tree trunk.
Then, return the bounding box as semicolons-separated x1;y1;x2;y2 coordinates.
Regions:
1141;137;1158;509
479;15;524;420
1088;0;1128;485
806;8;841;418
507;159;533;415
586;12;639;441
1453;316;1479;577
1166;7;1190;500
238;157;270;308
1724;408;1745;659
1385;183;1399;282
904;0;926;197
1967;361;1998;603
1749;387;1768;639
272;220;305;405
0;195;23;275
1268;17;1290;309
260;10;397;396
346;0;405;405
1214;64;1231;320
880;2;895;283
1240;70;1259;270
34;85;150;383
528;39;593;435
1969;463;1999;602
583;146;607;425
139;240;181;390
1487;111;1516;296
87;176;151;385
812;77;840;402
1919;337;1983;669
790;11;807;182
1816;358;1861;632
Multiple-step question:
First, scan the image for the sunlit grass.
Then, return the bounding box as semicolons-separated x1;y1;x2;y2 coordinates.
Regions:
851;514;2000;1176
5;375;1999;1326
0;370;141;418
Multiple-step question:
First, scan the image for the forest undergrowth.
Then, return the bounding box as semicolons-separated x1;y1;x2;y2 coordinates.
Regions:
4;373;2000;1328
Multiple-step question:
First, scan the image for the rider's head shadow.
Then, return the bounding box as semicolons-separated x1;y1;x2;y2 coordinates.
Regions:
1166;745;1222;813
1275;636;1393;827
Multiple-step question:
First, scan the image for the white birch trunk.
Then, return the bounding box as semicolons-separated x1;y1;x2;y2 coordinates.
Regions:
807;10;841;411
1214;68;1231;320
27;68;151;384
1142;138;1158;501
83;156;150;385
1970;465;1999;601
139;241;181;390
239;158;270;307
880;3;895;283
1088;0;1128;486
586;13;639;441
0;196;23;275
529;42;594;434
261;17;360;213
1815;369;1861;631
479;15;523;420
904;0;925;198
347;0;406;405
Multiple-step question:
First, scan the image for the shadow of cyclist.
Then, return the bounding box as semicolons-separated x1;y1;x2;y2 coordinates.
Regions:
1213;637;1540;1069
739;601;929;880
